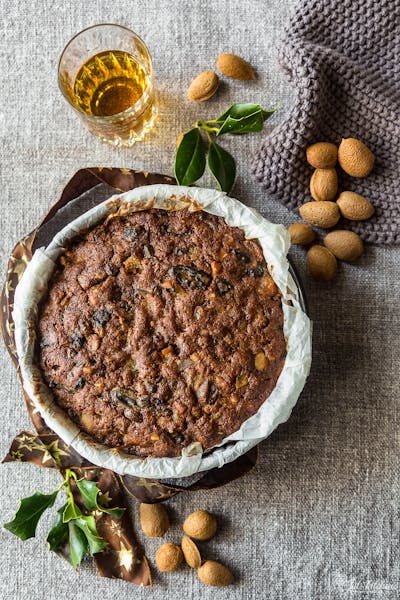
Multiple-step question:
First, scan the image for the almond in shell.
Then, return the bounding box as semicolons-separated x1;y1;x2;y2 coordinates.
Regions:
140;502;169;537
197;560;234;587
306;142;338;169
307;245;337;281
187;70;220;102
338;137;375;177
336;191;375;220
288;223;316;245
181;535;201;568
183;510;217;541
299;201;340;229
323;230;363;262
155;542;183;572
216;53;256;80
310;168;338;201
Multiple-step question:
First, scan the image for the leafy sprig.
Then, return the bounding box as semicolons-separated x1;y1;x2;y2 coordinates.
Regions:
4;468;124;569
174;102;277;193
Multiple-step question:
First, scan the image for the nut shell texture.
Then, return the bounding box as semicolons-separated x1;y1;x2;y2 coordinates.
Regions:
336;191;375;220
181;535;201;568
307;245;337;281
323;230;363;262
338;137;375;177
140;503;169;537
187;70;219;102
306;142;338;168
155;542;183;572
310;168;338;201
299;201;340;229
288;223;316;245
216;53;256;80
197;560;234;587
183;510;217;541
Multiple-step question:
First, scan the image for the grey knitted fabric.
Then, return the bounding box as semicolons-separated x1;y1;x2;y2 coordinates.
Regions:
252;0;400;245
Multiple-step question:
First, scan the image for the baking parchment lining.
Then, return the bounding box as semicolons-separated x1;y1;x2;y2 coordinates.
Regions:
13;184;312;479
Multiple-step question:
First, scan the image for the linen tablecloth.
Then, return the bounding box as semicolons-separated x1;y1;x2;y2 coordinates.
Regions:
0;1;399;598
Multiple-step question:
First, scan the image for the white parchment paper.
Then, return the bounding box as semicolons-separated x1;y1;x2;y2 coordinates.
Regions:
13;184;312;479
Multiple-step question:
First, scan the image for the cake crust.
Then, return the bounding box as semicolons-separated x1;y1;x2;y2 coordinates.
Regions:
38;208;286;458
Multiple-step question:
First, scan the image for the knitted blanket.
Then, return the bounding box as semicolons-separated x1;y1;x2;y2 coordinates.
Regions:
252;0;400;245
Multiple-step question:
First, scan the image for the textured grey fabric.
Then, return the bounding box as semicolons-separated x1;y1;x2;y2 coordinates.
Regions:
252;0;400;245
0;1;399;599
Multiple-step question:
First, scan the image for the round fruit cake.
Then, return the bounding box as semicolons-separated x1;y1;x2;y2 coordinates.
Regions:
38;208;286;458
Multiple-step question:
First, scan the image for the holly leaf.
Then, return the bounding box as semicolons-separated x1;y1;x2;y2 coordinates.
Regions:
62;498;82;523
76;478;125;518
75;479;99;512
208;141;236;193
174;127;206;185
74;516;107;555
46;504;69;552
215;102;262;123
68;521;88;570
215;103;278;135
99;505;125;519
4;490;59;541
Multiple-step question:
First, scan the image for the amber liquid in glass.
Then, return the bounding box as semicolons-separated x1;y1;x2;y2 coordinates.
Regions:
73;50;148;117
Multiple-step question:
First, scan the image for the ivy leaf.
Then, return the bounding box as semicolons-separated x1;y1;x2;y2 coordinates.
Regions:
46;504;69;552
74;516;107;555
68;521;88;570
62;498;82;523
76;478;125;518
215;103;278;135
208;141;236;193
174;127;206;186
4;490;59;541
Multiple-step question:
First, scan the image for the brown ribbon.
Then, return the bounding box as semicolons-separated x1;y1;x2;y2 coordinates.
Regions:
1;168;258;586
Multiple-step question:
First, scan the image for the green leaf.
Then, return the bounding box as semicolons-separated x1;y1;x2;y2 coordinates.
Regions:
4;490;59;541
75;479;99;512
174;127;206;185
216;102;262;122
208;141;236;193
46;504;69;552
261;108;278;121
76;478;125;518
68;521;88;569
101;506;125;519
62;499;82;523
74;516;106;555
215;103;278;136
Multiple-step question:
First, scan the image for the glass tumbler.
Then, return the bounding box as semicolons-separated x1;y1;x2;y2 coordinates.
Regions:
58;24;157;147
